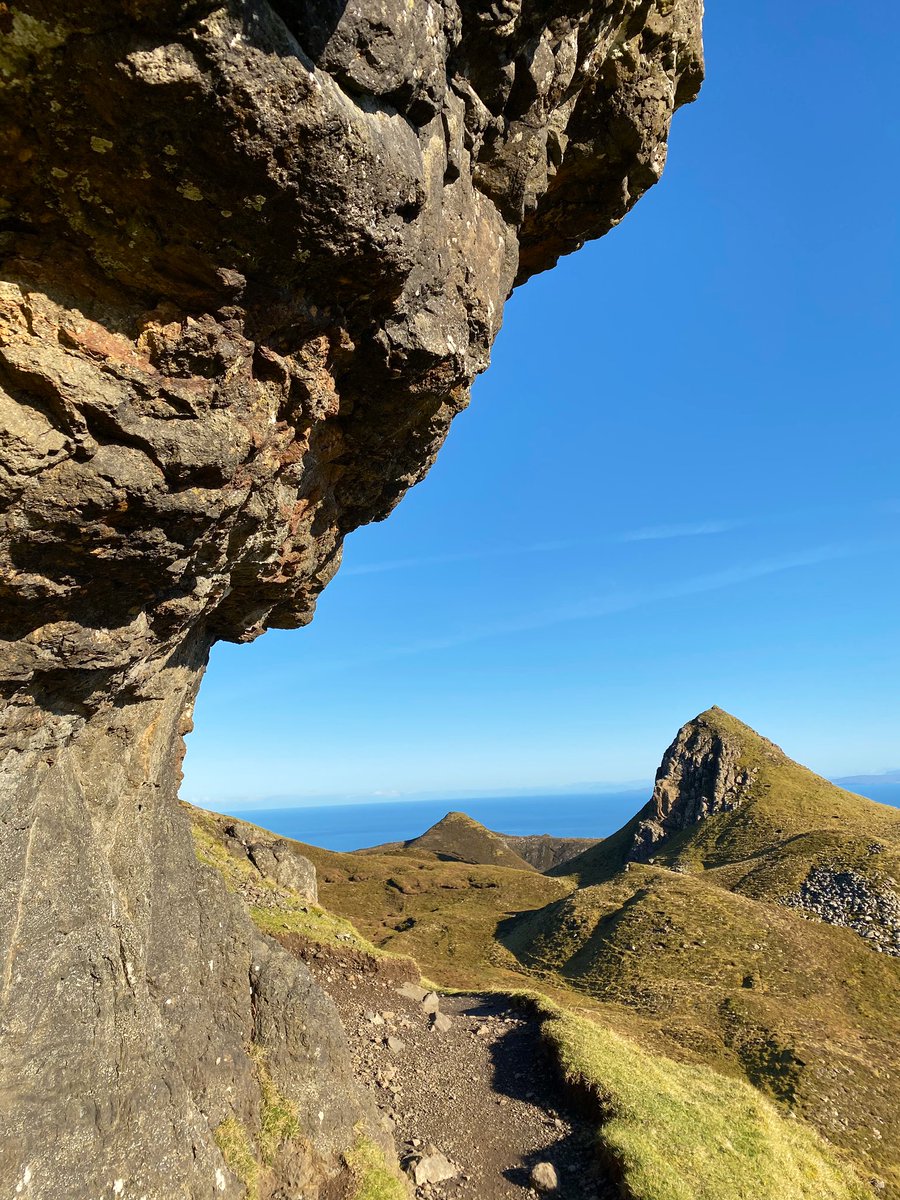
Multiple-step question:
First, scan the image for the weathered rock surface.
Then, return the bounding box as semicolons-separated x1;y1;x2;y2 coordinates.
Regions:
530;1160;560;1193
501;833;603;872
628;707;761;861
222;815;319;901
405;1148;459;1188
0;2;702;1196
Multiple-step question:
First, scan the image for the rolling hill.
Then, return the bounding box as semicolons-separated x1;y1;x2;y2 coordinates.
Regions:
503;708;900;1193
363;809;602;874
189;707;900;1195
365;809;537;870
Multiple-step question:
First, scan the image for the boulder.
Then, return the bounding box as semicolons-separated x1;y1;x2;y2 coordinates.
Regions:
406;1150;460;1187
248;840;319;903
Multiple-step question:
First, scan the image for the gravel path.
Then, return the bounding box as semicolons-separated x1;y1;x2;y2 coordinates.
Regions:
307;954;608;1199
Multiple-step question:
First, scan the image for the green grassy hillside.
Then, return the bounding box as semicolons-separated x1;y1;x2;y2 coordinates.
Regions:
504;709;900;1193
187;708;900;1195
368;809;537;871
531;996;870;1200
557;708;900;898
501;862;899;1190
188;802;873;1200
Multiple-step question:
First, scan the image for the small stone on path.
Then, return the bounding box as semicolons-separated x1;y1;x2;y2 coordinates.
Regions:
406;1150;459;1186
397;982;429;1003
530;1161;559;1193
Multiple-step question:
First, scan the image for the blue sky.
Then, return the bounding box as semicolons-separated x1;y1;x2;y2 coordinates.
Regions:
183;0;899;808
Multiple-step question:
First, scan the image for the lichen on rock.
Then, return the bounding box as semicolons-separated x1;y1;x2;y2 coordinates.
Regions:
0;2;703;1196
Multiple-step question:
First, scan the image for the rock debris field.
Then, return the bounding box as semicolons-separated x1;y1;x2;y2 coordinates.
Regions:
307;955;608;1199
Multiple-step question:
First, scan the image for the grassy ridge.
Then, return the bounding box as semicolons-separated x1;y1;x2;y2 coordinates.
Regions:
501;710;900;1193
558;708;900;892
501;861;900;1187
189;800;882;1200
528;997;870;1200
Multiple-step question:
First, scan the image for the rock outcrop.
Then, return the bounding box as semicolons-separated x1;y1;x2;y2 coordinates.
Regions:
220;814;319;902
502;832;603;872
628;707;761;861
0;3;703;1196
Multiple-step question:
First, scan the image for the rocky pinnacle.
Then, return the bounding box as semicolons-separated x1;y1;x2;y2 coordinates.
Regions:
0;3;703;1197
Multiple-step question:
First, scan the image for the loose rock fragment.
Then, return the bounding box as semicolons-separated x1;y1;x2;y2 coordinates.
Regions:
406;1150;460;1187
530;1161;560;1192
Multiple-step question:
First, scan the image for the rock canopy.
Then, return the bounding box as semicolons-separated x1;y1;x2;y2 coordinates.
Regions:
0;2;702;1197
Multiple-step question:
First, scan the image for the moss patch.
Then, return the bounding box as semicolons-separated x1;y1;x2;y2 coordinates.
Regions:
248;1044;302;1165
345;1137;408;1200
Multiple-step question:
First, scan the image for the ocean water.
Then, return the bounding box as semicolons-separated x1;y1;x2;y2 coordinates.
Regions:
217;790;651;852
213;779;900;854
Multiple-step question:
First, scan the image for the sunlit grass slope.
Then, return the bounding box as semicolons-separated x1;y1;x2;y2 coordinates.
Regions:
557;708;900;895
189;799;876;1200
530;998;871;1200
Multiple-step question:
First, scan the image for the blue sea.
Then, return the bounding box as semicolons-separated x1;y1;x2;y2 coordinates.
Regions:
211;775;900;853
216;790;651;852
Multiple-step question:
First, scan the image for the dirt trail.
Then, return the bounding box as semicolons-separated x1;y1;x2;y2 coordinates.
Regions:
306;952;610;1199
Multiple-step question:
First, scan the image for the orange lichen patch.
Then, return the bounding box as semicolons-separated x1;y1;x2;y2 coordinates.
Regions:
59;317;156;371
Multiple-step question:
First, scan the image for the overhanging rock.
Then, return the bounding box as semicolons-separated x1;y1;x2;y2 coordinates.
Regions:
0;3;703;1196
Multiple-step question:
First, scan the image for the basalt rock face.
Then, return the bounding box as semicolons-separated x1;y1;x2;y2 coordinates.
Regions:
502;833;603;873
0;2;702;1196
628;709;760;861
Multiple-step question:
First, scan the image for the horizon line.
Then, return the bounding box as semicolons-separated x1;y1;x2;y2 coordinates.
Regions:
185;766;900;815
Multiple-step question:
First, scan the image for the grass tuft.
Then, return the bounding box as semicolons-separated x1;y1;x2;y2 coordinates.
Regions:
248;900;384;956
214;1117;259;1200
248;1044;302;1165
345;1136;408;1200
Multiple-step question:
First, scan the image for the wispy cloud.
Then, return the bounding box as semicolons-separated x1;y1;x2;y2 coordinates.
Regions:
342;538;894;664
616;519;741;543
343;499;900;579
343;546;560;577
343;520;735;577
